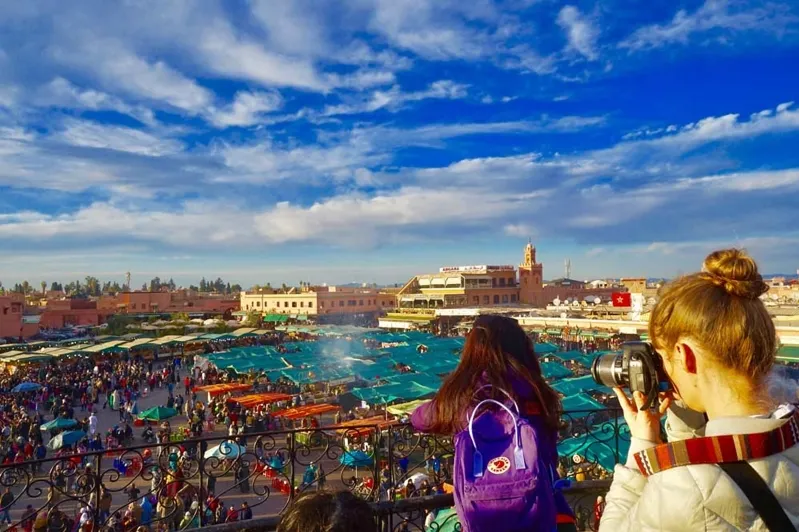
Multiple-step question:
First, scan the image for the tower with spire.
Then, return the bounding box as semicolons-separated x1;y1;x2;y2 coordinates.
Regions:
518;239;544;305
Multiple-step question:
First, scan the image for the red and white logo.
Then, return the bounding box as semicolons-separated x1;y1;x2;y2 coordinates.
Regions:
487;456;511;475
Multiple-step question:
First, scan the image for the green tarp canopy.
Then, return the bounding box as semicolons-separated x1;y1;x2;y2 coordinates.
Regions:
264;314;289;323
296;314;309;322
550;350;600;369
561;393;605;418
777;345;799;362
138;406;178;421
386;399;428;416
552;375;611;396
539;361;573;380
534;342;559;354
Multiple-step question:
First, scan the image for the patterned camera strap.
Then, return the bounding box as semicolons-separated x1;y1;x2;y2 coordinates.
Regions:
634;412;799;477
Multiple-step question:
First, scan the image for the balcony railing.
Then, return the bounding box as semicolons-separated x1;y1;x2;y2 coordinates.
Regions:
0;408;625;531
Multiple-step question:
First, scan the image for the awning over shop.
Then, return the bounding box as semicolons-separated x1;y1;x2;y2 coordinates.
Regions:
386;399;428;417
228;392;293;408
148;335;182;346
264;314;289;323
194;383;252;397
174;334;208;344
253;329;270;335
0;350;25;359
534;343;559;354
118;338;158;350
561;393;605;418
777;345;799;362
552;375;611;396
200;333;233;340
231;327;257;338
79;340;127;354
539;361;574;380
7;353;53;363
296;314;309;322
272;404;340;419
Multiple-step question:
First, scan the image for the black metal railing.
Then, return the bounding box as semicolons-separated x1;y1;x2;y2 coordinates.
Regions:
0;408;626;531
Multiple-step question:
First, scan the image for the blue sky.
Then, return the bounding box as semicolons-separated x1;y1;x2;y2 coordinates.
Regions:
1;0;799;287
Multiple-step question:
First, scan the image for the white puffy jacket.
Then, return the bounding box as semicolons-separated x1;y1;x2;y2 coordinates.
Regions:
600;401;799;531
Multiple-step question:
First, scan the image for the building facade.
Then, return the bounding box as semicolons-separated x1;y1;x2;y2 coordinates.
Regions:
240;286;396;319
398;242;625;309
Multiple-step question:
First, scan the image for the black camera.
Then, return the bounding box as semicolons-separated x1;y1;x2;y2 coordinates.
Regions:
590;342;671;410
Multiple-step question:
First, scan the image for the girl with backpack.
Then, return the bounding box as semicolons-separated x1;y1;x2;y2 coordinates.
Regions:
411;314;575;532
601;249;799;531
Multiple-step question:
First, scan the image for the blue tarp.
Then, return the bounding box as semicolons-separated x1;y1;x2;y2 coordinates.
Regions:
552;375;611;396
560;393;605;418
539;361;573;380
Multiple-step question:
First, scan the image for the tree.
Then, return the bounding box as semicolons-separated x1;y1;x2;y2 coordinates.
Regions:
168;278;176;291
230;283;242;293
50;281;63;292
244;310;262;327
199;278;207;292
141;283;147;291
189;285;199;291
225;282;231;294
170;312;189;322
85;276;100;297
21;281;31;295
149;277;162;292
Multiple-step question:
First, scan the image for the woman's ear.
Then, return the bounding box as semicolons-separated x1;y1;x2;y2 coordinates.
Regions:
676;342;698;374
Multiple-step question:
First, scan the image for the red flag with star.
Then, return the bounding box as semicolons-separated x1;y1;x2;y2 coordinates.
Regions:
612;292;631;307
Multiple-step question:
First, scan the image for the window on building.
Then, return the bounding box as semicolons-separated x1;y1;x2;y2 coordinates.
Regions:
300;302;305;308
339;301;344;307
511;295;517;303
482;295;489;304
308;302;313;308
359;300;364;306
499;278;506;287
256;301;261;307
348;300;357;306
285;302;289;308
493;295;500;304
276;302;280;307
473;296;479;304
292;302;297;308
2;308;7;315
492;278;497;287
502;295;509;303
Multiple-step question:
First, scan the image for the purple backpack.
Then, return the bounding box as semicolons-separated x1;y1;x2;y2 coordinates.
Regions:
452;390;562;532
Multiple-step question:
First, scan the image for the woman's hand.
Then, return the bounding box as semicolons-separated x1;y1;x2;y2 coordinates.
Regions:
613;388;672;443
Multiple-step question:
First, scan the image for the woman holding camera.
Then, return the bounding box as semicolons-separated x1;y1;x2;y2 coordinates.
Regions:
601;249;799;531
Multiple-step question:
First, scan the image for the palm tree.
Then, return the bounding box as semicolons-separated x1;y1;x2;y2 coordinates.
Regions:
41;281;47;295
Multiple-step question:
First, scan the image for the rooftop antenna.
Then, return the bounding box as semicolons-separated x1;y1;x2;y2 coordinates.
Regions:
565;259;571;279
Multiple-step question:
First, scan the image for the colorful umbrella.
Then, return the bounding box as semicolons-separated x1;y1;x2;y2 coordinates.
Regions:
203;442;246;460
11;382;42;393
47;430;86;450
339;450;372;468
138;406;178;422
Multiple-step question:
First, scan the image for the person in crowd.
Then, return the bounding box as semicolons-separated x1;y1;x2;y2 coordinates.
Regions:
276;490;376;532
601;249;799;530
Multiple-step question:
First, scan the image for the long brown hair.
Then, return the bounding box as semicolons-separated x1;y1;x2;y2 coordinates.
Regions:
425;315;561;434
649;248;775;381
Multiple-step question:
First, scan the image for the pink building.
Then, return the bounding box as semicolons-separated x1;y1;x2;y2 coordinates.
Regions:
0;296;24;339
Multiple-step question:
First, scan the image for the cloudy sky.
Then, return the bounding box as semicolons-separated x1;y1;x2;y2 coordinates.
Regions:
1;0;798;287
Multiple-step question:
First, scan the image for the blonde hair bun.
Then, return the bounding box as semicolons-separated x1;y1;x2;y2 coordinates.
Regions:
702;248;769;299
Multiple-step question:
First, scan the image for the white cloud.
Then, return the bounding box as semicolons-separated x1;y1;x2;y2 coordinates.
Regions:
34;78;156;125
53;119;184;156
323;80;469;116
620;0;795;51
197;24;325;91
58;45;214;113
207;91;284;128
557;6;600;61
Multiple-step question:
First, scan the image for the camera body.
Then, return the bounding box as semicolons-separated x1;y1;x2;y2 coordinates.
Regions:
590;342;670;411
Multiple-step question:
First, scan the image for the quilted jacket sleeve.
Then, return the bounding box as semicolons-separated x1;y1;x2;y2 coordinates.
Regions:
665;400;706;441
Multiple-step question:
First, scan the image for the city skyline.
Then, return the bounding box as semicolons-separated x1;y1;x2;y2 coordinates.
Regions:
1;1;799;283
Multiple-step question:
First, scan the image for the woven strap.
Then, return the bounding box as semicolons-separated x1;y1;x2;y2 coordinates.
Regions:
634;412;799;477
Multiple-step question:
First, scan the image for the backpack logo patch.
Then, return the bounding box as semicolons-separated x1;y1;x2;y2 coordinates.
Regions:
487;456;510;475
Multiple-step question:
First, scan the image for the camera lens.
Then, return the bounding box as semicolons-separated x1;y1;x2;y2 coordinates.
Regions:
591;353;624;388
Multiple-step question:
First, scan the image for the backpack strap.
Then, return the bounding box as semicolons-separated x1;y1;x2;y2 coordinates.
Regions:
634;412;799;477
468;399;526;477
472;385;520;414
718;461;794;532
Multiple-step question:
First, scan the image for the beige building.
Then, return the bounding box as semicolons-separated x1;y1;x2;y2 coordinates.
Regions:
240;286;396;320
